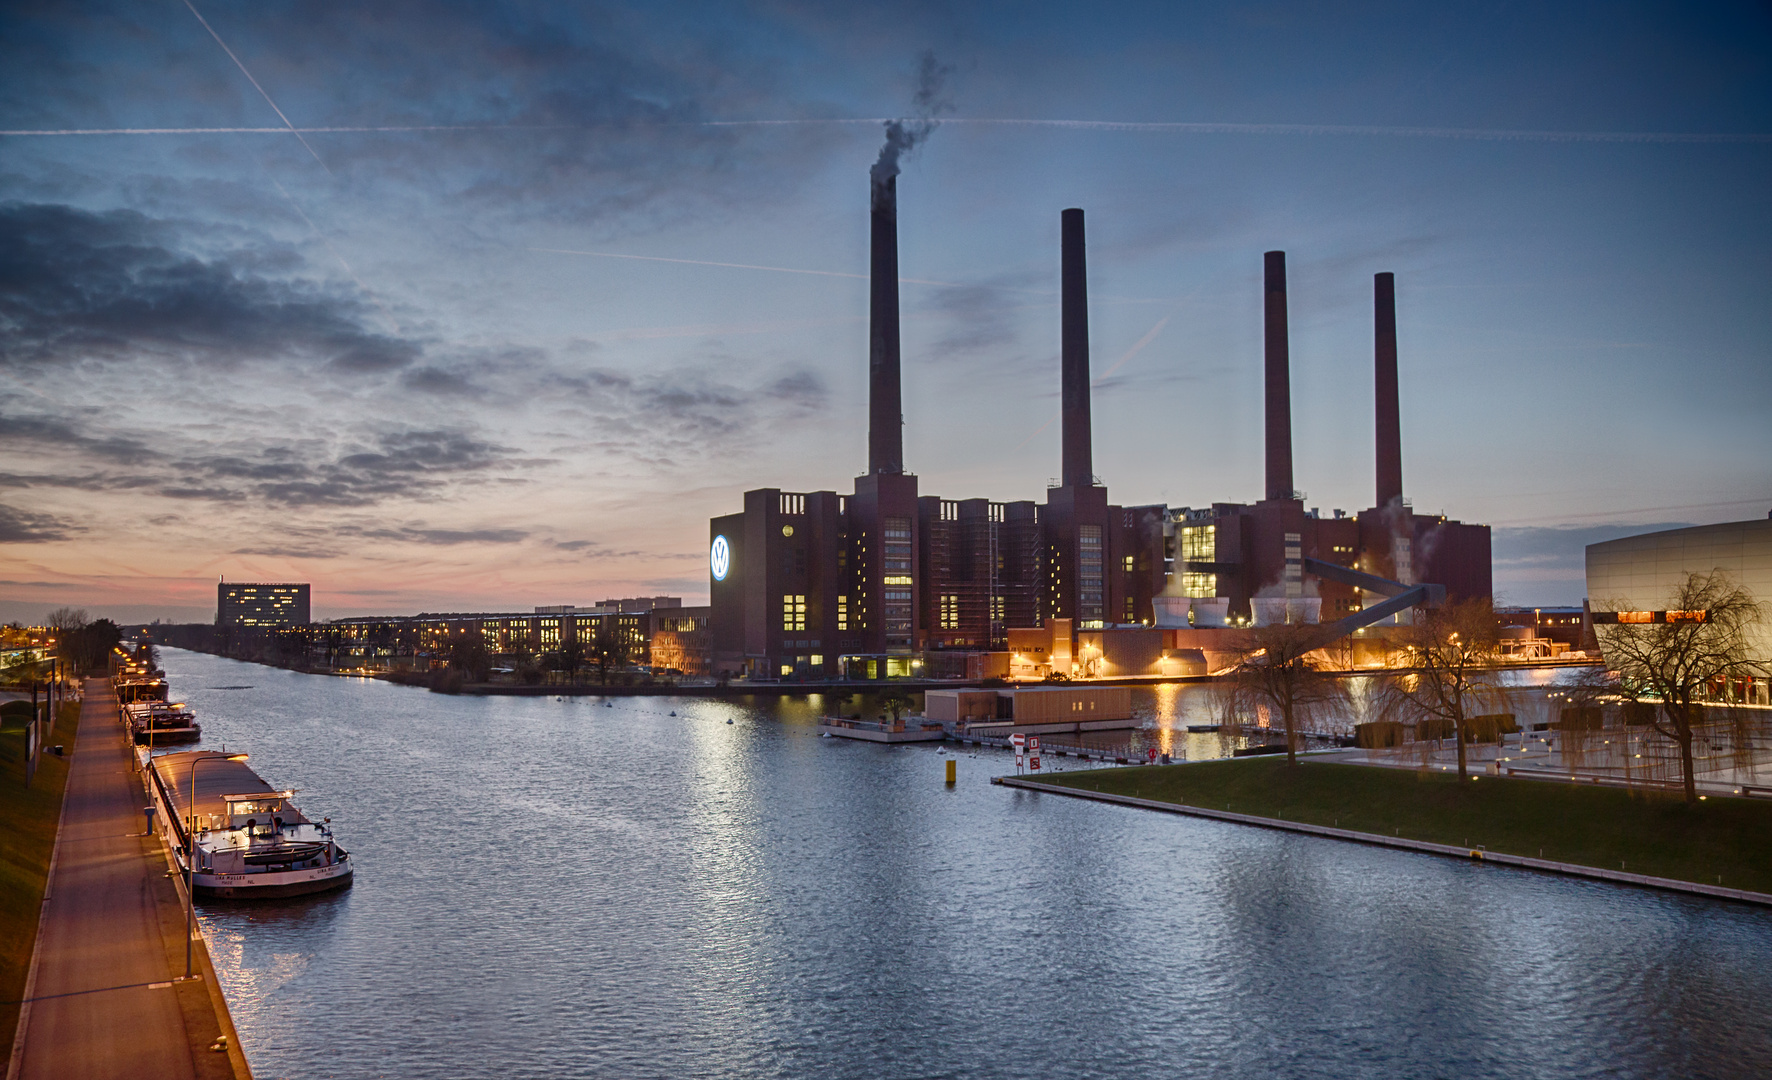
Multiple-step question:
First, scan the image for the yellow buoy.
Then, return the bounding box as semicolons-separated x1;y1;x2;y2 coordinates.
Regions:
945;759;957;784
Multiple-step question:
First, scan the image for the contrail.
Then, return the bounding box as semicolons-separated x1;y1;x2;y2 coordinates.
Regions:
8;118;1766;144
709;117;1772;144
0;124;562;136
529;247;967;288
271;179;400;334
181;0;330;173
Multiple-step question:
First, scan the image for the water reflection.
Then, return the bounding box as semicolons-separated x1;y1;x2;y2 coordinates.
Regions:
160;651;1771;1080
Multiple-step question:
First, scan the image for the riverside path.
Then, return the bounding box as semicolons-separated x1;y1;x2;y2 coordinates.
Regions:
8;680;247;1080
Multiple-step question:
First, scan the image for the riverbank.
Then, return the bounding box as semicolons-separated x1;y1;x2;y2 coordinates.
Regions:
1011;756;1772;900
0;700;78;1064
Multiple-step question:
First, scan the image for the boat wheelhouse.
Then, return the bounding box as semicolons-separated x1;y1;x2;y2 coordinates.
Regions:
147;750;353;899
125;700;202;745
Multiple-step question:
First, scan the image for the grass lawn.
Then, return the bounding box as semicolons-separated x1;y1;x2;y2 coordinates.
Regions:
1036;756;1772;894
0;700;81;1059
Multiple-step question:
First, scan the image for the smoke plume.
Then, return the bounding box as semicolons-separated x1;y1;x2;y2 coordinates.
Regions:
870;51;955;194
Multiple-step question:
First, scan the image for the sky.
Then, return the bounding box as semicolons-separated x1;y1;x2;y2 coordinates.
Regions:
2;0;1769;623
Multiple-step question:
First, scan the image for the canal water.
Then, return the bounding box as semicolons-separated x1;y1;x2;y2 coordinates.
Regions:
158;649;1771;1080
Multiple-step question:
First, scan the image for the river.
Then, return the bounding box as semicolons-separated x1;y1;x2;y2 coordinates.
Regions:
156;648;1771;1079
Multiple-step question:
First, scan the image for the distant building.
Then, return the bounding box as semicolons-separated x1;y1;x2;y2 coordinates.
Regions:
217;580;310;628
329;597;711;676
1587;517;1772;681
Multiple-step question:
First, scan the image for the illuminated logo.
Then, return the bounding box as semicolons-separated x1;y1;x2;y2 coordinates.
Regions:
710;534;731;582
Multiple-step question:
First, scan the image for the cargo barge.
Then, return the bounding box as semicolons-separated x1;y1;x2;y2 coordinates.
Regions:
146;749;353;899
125;700;202;745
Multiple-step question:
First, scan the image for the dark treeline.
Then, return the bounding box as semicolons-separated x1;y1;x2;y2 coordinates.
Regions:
138;623;336;672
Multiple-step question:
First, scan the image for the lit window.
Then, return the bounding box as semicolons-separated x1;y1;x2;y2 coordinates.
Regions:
782;594;806;631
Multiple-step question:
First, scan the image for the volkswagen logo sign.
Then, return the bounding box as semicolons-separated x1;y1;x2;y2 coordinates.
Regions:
709;534;731;582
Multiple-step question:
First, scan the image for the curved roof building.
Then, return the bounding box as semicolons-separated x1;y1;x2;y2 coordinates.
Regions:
1586;516;1772;665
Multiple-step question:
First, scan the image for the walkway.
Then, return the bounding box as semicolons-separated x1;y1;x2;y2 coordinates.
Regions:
8;680;246;1080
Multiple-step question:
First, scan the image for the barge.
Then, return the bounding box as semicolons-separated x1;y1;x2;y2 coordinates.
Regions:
146;750;353;899
125;700;202;745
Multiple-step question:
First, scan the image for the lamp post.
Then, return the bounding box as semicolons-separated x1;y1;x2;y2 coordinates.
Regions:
185;752;248;978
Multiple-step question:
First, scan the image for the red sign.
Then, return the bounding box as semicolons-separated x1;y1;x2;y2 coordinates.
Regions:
1010;733;1026;747
1148;747;1158;763
1029;754;1041;770
1027;736;1040;751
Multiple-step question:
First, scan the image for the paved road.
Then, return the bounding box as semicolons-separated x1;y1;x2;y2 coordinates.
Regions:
11;681;238;1080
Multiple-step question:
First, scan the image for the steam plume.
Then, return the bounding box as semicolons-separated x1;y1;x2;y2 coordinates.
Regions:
870;51;955;197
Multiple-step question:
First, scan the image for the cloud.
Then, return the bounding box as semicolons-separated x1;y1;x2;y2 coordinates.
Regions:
0;3;843;226
0;503;84;542
1;413;540;508
0;202;419;373
339;524;530;545
543;362;827;450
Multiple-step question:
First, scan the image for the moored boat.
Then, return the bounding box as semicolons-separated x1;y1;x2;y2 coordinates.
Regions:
125;700;202;744
146;750;353;899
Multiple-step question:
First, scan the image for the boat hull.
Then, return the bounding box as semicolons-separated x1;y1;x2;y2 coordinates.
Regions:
194;862;354;899
136;727;202;745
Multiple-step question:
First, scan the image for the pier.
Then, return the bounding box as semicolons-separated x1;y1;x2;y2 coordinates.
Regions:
7;680;248;1080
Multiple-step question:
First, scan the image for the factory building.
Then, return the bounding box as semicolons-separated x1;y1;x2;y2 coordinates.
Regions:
708;166;1492;680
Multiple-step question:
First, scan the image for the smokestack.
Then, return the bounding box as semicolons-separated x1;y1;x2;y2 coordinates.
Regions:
868;171;903;475
1263;250;1294;502
1061;208;1093;488
1374;271;1403;508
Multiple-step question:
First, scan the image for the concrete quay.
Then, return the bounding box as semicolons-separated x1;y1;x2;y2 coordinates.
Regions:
7;681;249;1080
995;775;1772;909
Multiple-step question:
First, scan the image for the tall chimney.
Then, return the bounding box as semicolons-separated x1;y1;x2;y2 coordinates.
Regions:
1374;271;1403;508
868;172;904;475
1061;208;1093;489
1263;250;1294;502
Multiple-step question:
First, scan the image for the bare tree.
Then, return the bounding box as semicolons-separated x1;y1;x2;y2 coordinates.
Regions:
1596;570;1765;803
1376;599;1507;780
45;607;89;633
1226;621;1349;765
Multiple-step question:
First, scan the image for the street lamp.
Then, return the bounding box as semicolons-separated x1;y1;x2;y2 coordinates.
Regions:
185;752;248;978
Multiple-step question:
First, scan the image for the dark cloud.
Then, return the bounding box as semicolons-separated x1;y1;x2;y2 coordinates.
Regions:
1;413;539;508
0;503;84;542
0;202;420;372
545;362;827;447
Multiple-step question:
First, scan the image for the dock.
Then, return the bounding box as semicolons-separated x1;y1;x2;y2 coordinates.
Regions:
8;679;250;1080
817;718;946;742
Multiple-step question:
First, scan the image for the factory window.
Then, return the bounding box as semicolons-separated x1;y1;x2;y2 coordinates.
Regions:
1079;526;1104;618
991;596;1005;623
780;494;804;515
1125;598;1136;622
941;501;958;522
939;595;960;630
810;655;823;667
883;516;912;572
1181;525;1215;561
989;503;1005;523
1123;556;1135;572
781;664;794;676
782;594;806;631
836;595;848;631
884;575;912;586
1181;573;1216;598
